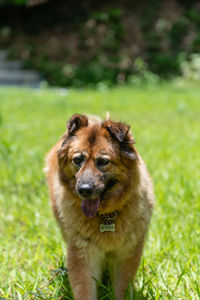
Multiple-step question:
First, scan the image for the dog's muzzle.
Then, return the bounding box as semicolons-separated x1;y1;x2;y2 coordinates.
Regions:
77;184;93;198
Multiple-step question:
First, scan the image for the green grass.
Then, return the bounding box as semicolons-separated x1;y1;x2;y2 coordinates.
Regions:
0;83;200;299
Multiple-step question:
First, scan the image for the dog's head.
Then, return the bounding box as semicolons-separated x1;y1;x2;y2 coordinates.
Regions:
57;114;139;217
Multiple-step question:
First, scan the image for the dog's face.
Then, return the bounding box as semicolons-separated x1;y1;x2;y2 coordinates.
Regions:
58;114;138;217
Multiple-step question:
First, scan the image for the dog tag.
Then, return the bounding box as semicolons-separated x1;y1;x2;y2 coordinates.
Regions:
99;223;115;232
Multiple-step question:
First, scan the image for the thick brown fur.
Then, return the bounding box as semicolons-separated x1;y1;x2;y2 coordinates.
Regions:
45;114;154;300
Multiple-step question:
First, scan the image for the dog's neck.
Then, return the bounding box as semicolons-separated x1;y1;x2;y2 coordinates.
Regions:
99;211;118;233
100;210;118;223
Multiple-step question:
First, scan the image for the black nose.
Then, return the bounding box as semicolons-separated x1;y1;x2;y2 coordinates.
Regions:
78;184;93;198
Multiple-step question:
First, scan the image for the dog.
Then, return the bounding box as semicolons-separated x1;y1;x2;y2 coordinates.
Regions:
45;114;154;300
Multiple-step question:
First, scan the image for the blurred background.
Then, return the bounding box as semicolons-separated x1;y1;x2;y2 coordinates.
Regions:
1;1;200;299
1;0;200;87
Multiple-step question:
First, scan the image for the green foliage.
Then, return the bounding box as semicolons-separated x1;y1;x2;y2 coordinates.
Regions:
139;4;200;78
180;53;200;81
3;1;200;85
128;58;159;87
192;34;200;52
25;8;127;87
0;0;26;5
92;8;122;23
148;53;180;76
169;17;189;50
185;9;200;27
0;83;200;299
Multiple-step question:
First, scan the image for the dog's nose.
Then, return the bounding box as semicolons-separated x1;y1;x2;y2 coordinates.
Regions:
78;184;93;198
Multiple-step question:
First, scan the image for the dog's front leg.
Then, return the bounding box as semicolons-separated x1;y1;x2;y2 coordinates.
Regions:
113;240;144;300
67;244;100;300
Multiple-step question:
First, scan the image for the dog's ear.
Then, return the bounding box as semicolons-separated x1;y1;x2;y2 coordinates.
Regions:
67;114;88;136
103;120;133;143
103;120;137;160
58;114;88;164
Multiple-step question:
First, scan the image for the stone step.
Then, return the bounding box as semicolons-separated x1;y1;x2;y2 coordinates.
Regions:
0;69;41;86
0;49;41;87
0;50;7;60
0;60;22;70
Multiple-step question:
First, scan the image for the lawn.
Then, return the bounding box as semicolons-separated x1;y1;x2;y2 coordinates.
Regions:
0;83;200;299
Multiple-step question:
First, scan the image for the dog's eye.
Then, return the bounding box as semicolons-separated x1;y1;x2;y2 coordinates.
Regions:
96;158;110;167
73;156;84;166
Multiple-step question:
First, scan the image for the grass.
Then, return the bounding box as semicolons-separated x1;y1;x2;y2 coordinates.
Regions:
0;82;200;299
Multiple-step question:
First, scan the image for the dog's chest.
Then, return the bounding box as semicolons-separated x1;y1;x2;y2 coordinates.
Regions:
76;214;137;252
59;197;139;252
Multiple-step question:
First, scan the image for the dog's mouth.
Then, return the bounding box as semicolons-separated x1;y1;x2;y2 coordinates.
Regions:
81;179;117;218
81;197;100;218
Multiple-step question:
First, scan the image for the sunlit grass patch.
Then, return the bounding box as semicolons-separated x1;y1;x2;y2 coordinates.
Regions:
0;84;199;299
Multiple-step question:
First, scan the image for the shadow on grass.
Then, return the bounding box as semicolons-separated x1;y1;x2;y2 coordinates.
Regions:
48;266;155;300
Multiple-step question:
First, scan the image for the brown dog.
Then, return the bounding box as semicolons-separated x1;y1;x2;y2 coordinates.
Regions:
45;114;154;300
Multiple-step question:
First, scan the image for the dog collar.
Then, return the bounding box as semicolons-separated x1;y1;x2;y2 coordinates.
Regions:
99;211;117;233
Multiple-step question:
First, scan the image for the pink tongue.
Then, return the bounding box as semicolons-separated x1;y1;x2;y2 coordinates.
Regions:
81;197;100;218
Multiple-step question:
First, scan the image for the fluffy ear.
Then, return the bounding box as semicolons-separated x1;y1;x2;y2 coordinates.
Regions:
58;114;88;164
103;120;137;160
67;114;88;136
103;120;133;143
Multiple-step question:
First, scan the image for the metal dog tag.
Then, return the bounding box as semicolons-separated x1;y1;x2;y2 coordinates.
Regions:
99;223;115;232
